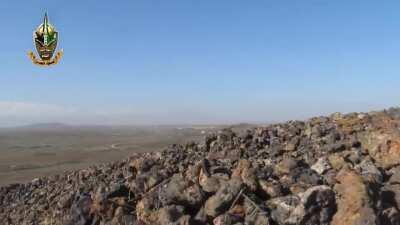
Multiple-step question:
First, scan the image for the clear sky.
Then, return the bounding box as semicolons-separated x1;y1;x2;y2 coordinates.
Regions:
0;1;399;126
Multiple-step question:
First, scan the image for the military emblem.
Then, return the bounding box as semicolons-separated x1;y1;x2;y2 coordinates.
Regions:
28;13;63;66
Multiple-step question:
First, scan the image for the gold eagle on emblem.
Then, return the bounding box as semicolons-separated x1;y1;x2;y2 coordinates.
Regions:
28;13;63;66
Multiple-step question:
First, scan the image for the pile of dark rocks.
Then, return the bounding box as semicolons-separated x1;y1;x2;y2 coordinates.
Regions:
3;108;400;225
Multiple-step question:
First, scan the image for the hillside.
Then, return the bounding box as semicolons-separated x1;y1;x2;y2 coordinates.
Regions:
2;108;400;225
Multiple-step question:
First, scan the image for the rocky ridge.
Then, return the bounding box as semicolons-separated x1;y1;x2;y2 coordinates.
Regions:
2;108;400;225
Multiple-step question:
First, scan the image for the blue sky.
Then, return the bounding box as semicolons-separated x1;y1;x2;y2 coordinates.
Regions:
0;1;399;126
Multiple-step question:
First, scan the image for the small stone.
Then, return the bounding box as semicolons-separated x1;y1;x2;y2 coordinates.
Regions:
258;180;282;199
268;195;300;225
328;154;346;170
232;160;258;191
354;157;383;183
276;157;298;175
157;205;185;225
205;178;243;217
311;157;331;175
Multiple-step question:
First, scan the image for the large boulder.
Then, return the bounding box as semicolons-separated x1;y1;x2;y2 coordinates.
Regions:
331;168;377;225
360;132;400;169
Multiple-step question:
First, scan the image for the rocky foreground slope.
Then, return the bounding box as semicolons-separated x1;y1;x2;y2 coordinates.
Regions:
3;109;400;225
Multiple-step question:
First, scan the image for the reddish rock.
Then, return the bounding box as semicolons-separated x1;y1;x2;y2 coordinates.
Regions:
331;168;377;225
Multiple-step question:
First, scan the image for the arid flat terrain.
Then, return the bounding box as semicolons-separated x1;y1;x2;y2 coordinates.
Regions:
0;124;228;185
